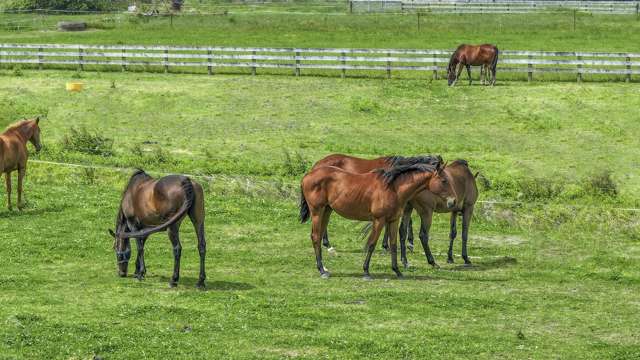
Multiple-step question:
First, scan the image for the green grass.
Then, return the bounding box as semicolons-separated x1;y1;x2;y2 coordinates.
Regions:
0;69;639;358
1;11;640;52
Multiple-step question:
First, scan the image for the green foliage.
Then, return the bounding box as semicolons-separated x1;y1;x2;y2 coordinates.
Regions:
281;149;308;176
1;0;126;11
61;127;114;156
584;169;618;197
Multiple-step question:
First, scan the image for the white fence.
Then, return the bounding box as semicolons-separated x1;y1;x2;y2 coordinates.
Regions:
0;43;639;81
350;0;640;14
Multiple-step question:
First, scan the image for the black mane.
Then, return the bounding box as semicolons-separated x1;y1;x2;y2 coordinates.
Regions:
376;163;438;186
450;159;468;167
124;168;152;191
384;155;442;168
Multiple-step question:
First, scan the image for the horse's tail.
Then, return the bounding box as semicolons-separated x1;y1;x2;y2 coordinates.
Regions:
299;186;310;223
116;176;195;239
491;46;499;72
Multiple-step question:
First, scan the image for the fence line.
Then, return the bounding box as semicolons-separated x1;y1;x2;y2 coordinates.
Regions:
351;0;640;14
1;43;640;81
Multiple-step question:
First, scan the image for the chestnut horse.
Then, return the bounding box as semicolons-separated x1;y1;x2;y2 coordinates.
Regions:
0;117;42;210
381;160;478;268
310;153;441;252
299;161;456;279
108;169;207;288
447;44;499;86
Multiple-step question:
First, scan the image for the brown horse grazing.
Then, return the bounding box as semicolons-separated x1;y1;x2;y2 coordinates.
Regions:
299;161;456;279
447;44;499;86
382;160;478;268
0;117;43;210
108;169;207;288
310;154;441;252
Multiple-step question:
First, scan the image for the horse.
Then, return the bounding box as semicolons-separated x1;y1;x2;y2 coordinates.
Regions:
382;160;479;268
447;44;499;86
310;154;441;253
299;160;456;279
108;169;207;288
0;117;43;210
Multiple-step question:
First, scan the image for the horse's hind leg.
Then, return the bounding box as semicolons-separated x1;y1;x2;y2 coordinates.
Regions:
310;208;330;278
5;171;12;210
17;167;25;210
418;209;438;268
168;223;183;287
466;64;472;85
387;220;403;278
399;205;413;268
189;184;206;288
447;212;457;264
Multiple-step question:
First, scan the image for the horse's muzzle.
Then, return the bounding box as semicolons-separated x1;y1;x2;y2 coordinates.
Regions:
446;198;456;209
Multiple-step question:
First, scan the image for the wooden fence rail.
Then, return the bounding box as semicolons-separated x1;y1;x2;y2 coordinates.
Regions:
1;43;639;81
351;0;640;14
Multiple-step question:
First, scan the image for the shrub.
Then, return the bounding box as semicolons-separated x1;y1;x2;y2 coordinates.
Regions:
61;127;114;156
281;149;308;176
1;0;126;11
584;169;618;197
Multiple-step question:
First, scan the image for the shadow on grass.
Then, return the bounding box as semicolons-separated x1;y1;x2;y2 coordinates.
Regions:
447;256;518;272
329;272;508;282
158;276;255;291
0;205;70;219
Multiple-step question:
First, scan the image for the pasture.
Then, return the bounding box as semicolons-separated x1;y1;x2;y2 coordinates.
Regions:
0;5;639;359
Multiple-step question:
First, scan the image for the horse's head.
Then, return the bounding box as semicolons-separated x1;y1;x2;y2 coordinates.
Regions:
447;65;457;86
108;229;130;277
28;117;42;152
427;161;457;209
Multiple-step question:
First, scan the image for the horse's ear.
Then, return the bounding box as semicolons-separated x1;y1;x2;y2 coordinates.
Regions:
108;229;116;238
35;117;40;124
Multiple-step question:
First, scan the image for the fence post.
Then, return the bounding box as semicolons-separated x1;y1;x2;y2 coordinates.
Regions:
433;54;438;80
78;47;84;71
349;0;353;13
386;52;391;79
626;56;631;82
295;51;300;76
164;49;169;73
121;48;127;72
38;47;43;70
207;50;213;75
341;51;346;78
577;55;582;82
251;50;256;76
527;54;533;82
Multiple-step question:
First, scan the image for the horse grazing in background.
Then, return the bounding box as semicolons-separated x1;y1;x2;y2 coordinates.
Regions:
381;160;479;268
0;117;42;210
108;170;207;288
447;44;499;86
299;160;456;279
310;154;442;253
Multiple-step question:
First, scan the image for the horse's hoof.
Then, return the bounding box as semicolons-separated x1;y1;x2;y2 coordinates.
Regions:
363;274;373;281
196;281;206;289
463;262;473;267
395;272;404;279
169;282;177;288
430;263;440;269
447;258;455;264
320;272;330;279
403;262;410;270
327;247;337;256
135;275;144;281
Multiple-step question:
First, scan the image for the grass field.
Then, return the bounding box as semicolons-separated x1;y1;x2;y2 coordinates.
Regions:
0;69;639;359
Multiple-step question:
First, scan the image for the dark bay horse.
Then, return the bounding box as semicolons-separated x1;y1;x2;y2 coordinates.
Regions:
108;169;207;288
447;44;499;86
310;154;441;252
0;117;42;210
299;161;456;279
383;160;478;268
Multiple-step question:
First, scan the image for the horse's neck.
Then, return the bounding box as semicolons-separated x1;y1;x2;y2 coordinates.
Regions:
7;125;30;144
394;172;430;204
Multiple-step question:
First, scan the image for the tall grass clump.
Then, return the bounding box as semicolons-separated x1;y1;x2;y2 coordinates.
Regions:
61;127;114;156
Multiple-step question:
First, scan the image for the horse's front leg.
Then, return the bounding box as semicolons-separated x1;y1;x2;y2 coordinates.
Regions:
466;64;472;85
4;171;12;210
134;237;148;280
418;209;438;268
362;219;384;280
461;205;474;266
387;220;402;278
453;64;464;86
168;224;182;287
17;167;25;210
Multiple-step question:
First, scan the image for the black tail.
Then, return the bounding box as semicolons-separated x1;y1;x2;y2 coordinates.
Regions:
299;187;310;223
116;176;194;239
491;46;499;72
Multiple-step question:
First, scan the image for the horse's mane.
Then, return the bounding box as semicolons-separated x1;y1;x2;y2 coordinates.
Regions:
375;162;439;186
384;155;442;168
448;44;466;71
4;120;30;132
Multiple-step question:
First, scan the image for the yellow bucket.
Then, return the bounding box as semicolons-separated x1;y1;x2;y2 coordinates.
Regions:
66;82;83;92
